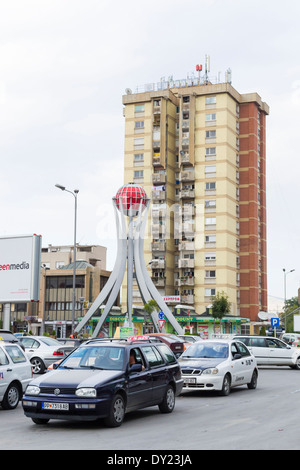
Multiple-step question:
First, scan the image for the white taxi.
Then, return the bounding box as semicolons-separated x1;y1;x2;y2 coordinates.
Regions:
0;342;32;409
178;338;258;396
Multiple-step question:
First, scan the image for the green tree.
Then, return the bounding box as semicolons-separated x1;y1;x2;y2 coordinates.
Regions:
144;299;159;317
211;291;231;332
279;296;300;333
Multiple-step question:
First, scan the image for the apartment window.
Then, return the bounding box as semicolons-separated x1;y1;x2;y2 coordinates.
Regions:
135;104;145;113
205;147;216;156
205;288;216;296
55;261;65;269
205;182;216;191
205;253;216;261
205;113;216;121
205;234;216;243
206;130;216;139
135;121;144;129
134;137;144;150
205;165;216;176
134;170;144;179
205;270;216;278
205;199;216;208
153;100;161;107
134;153;144;162
205;217;216;226
205;96;216;105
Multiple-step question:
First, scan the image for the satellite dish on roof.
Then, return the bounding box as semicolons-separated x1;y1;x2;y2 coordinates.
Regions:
125;88;132;94
258;311;268;320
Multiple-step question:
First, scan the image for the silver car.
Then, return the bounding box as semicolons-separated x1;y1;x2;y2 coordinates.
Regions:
19;336;73;374
0;342;32;409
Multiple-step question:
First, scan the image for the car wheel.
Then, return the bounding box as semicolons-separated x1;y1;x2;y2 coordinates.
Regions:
104;394;125;427
219;374;231;396
30;357;45;374
32;418;50;425
247;370;258;389
159;385;175;413
294;356;300;370
1;383;21;410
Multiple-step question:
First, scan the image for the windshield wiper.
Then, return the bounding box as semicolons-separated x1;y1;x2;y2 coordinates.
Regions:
79;365;104;370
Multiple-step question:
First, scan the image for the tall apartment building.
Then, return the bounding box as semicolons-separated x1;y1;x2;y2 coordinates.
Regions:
122;74;269;324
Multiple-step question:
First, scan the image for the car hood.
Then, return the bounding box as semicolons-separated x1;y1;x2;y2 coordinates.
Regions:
178;357;227;369
29;369;124;388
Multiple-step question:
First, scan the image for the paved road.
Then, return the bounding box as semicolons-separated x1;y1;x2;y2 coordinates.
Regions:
1;367;300;450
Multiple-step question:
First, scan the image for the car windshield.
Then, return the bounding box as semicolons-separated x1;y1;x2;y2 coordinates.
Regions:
181;342;229;359
59;345;125;371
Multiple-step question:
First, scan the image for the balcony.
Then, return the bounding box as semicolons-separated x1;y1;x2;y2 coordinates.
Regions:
181;170;195;182
175;277;194;287
152;173;166;184
181;294;194;304
180;189;195;199
153;156;162;167
178;258;195;268
152;190;166;201
152;224;166;237
152;278;165;287
151;240;166;251
179;241;195;251
151;259;165;269
180;153;190;165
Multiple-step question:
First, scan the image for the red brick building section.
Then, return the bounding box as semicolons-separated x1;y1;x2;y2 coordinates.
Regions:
238;101;268;321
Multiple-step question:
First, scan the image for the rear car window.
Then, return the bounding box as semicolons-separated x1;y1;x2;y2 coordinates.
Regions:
142;346;164;367
0;348;9;365
156;344;177;363
5;345;27;363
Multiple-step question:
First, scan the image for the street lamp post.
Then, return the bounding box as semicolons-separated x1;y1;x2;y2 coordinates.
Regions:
283;268;295;332
55;184;79;336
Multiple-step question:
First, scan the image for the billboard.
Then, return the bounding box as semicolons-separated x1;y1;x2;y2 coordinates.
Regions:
0;234;42;302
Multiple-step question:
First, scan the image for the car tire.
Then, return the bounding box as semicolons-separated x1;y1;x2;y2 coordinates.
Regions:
104;394;125;427
290;357;300;370
32;418;50;425
247;370;258;389
159;385;175;413
219;374;231;396
30;357;45;374
1;382;21;410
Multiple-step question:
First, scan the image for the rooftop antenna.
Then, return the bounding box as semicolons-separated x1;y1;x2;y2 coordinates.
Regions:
205;55;210;84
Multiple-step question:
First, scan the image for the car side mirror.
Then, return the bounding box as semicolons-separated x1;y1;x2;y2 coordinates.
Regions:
233;353;242;360
130;363;142;373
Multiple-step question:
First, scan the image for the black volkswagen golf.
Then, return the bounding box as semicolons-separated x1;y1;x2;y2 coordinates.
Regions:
22;338;183;427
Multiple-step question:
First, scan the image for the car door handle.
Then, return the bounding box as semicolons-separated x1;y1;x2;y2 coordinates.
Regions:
6;368;12;372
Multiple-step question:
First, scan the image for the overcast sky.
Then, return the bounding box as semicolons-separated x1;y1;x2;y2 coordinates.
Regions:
0;0;299;311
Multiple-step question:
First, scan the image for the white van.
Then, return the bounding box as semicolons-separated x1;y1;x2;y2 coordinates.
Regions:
0;342;32;409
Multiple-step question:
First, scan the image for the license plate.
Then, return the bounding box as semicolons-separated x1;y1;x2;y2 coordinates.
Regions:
42;402;69;410
184;378;196;384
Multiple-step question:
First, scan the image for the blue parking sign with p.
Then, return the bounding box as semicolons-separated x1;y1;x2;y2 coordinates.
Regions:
271;318;280;327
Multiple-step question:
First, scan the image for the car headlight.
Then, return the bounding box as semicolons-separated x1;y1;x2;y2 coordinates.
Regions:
202;368;219;375
75;388;97;397
26;385;41;396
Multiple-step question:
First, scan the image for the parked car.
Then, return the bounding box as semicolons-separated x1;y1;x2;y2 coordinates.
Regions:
22;338;183;427
234;335;300;369
0;329;25;351
179;338;258;395
177;335;204;343
143;333;186;357
56;338;85;348
19;336;74;374
280;333;300;348
0;342;32;409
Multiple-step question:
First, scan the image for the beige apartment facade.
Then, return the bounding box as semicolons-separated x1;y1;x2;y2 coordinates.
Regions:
122;78;268;331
